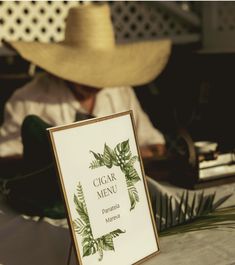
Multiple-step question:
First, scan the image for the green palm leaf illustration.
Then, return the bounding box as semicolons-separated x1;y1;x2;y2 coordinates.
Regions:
74;194;89;224
89;151;104;169
125;166;141;184
73;218;87;235
115;140;132;163
90;140;141;211
73;182;125;261
127;179;139;211
103;143;118;167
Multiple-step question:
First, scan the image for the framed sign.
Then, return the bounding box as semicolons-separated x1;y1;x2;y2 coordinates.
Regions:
48;111;159;265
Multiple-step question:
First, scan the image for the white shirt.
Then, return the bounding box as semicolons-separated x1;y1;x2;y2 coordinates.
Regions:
0;73;165;156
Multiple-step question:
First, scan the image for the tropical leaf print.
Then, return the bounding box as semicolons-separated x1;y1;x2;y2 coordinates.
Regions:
90;140;141;210
73;182;125;261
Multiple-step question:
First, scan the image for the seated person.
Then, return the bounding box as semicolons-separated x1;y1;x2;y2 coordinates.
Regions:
0;3;171;217
0;3;171;163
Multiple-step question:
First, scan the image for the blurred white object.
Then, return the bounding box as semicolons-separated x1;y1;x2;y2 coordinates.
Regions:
195;141;218;154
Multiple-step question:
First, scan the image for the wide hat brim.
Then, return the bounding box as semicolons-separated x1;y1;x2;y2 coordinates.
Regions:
7;39;171;88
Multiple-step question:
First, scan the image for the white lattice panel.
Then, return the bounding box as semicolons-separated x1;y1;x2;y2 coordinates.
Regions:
0;1;198;49
216;2;235;31
0;1;86;44
110;1;196;43
202;2;235;52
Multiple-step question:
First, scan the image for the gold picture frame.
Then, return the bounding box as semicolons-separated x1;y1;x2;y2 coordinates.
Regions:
48;110;160;265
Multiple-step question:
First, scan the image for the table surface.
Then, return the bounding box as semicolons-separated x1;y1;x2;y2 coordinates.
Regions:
0;180;235;265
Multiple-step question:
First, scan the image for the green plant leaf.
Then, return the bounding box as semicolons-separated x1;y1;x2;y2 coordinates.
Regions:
212;193;232;210
83;243;93;257
102;144;114;168
121;140;130;153
81;225;92;237
89;160;103;169
97;244;104;261
73;182;125;261
110;229;126;238
73;218;86;235
115;140;132;161
104;143;119;166
160;206;235;237
76;183;86;205
156;188;235;237
90;140;140;210
126;155;139;167
127;180;139;211
100;234;115;251
82;237;92;246
74;194;89;224
90;151;103;161
89;151;104;169
125;166;141;184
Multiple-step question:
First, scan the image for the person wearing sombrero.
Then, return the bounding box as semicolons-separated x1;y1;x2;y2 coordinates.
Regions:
0;3;171;217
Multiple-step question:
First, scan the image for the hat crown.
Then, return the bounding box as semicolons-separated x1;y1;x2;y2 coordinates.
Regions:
64;4;115;49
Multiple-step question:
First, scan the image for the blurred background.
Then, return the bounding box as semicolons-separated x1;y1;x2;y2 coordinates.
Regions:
1;1;235;152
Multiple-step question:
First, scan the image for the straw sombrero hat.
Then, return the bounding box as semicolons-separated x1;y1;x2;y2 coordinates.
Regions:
6;3;171;88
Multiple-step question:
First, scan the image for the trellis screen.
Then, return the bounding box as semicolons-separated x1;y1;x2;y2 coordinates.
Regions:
0;1;199;53
202;2;235;52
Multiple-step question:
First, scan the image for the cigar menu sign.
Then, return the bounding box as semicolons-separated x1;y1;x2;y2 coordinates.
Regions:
48;111;159;265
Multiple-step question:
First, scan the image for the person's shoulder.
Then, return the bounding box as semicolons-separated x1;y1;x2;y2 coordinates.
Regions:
37;72;65;89
10;72;65;101
31;72;64;93
9;72;47;98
